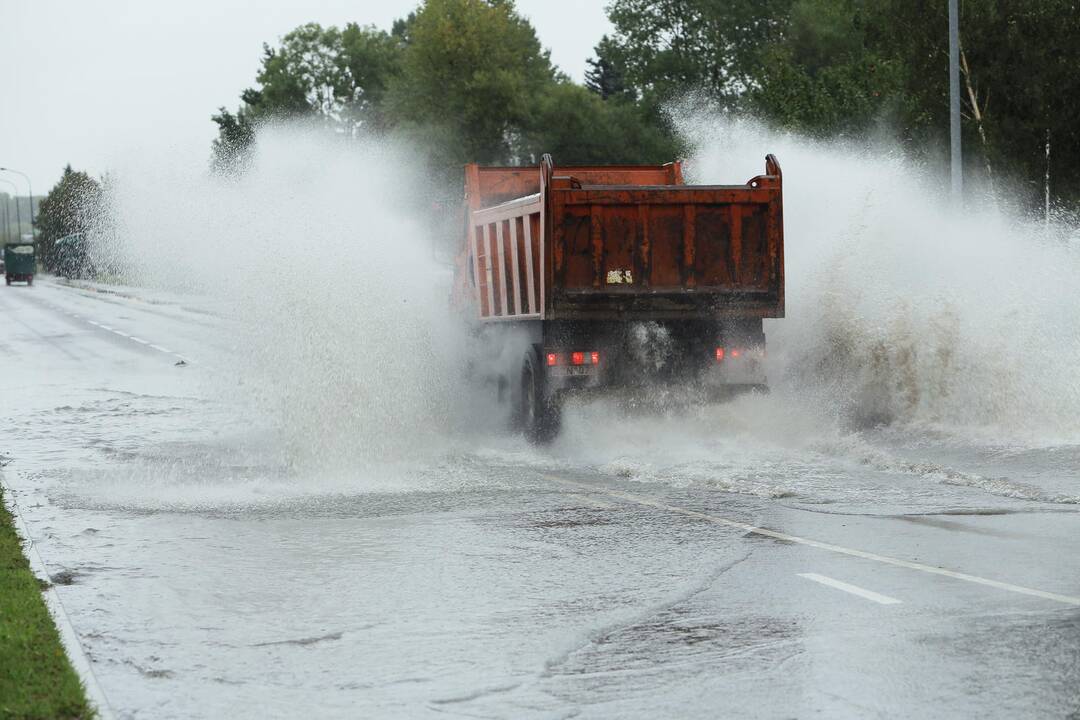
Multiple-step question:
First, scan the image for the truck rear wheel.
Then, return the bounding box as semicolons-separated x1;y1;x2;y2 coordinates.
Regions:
521;353;561;444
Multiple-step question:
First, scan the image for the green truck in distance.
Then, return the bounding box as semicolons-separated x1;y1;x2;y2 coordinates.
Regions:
5;243;36;286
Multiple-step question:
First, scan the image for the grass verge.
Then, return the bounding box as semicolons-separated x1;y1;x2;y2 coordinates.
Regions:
0;483;95;719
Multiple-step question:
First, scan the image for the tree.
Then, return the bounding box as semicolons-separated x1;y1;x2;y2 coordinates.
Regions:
211;22;404;171
386;0;555;167
340;22;405;129
210;107;256;176
585;37;632;101
34;166;102;271
602;0;793;106
750;0;910;136
523;82;680;164
868;0;1080;206
209;0;689;181
600;0;1080;209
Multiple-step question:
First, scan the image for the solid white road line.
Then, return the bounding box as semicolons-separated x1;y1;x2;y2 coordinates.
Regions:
543;475;1080;607
798;573;902;605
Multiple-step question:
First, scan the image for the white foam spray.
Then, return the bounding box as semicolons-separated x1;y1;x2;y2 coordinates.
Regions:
546;112;1080;506
86;114;1080;509
96;125;464;480
673;113;1080;447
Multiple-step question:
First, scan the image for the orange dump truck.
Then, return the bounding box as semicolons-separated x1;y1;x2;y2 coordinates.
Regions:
452;153;784;441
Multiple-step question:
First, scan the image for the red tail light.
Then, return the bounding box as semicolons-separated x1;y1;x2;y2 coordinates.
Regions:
730;348;742;358
547;350;599;368
715;347;725;362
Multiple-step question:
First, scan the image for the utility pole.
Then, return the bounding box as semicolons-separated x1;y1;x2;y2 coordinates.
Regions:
1045;129;1051;228
0;168;35;241
949;0;962;200
0;178;21;241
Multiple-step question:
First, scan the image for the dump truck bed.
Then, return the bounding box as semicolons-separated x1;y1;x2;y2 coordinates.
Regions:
456;155;784;322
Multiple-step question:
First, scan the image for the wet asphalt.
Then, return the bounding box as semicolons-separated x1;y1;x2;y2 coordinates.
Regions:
1;280;1078;719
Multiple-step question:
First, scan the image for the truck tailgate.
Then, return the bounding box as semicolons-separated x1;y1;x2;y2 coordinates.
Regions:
547;156;783;319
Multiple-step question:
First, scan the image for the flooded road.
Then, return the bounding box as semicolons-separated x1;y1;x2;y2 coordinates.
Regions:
2;278;1079;719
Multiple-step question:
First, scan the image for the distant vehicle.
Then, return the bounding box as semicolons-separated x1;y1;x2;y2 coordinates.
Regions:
451;153;785;442
53;233;94;279
4;243;35;286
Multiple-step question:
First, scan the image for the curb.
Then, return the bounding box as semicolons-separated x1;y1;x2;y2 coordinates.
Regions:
0;473;116;720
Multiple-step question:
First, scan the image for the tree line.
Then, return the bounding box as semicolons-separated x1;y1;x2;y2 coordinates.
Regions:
210;0;678;179
210;0;1080;212
596;0;1080;209
23;0;1077;283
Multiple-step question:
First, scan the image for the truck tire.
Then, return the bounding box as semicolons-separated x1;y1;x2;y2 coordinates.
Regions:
26;276;32;286
520;352;561;444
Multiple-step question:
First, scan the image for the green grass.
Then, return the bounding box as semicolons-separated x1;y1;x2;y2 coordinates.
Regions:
0;484;95;719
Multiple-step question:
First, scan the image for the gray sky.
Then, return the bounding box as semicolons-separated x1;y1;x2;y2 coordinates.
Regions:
0;0;612;195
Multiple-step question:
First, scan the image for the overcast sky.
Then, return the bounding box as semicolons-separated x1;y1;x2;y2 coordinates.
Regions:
0;0;612;195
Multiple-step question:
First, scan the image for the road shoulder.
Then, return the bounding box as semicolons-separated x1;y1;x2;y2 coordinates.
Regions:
0;480;97;719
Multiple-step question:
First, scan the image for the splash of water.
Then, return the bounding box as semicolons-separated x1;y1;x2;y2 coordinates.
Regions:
87;115;1080;511
674;113;1080;447
96;125;462;475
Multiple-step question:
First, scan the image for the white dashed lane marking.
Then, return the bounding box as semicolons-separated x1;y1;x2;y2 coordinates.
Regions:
42;300;190;365
798;573;903;605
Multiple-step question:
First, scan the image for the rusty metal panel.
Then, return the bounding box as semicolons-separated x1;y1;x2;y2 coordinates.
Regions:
683;205;696;289
556;205;592;290
739;205;771;290
554;166;676;187
476;168;539;208
645;204;684;289
693;206;733;287
560;188;778;205
598;206;637;289
467;163;683;210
